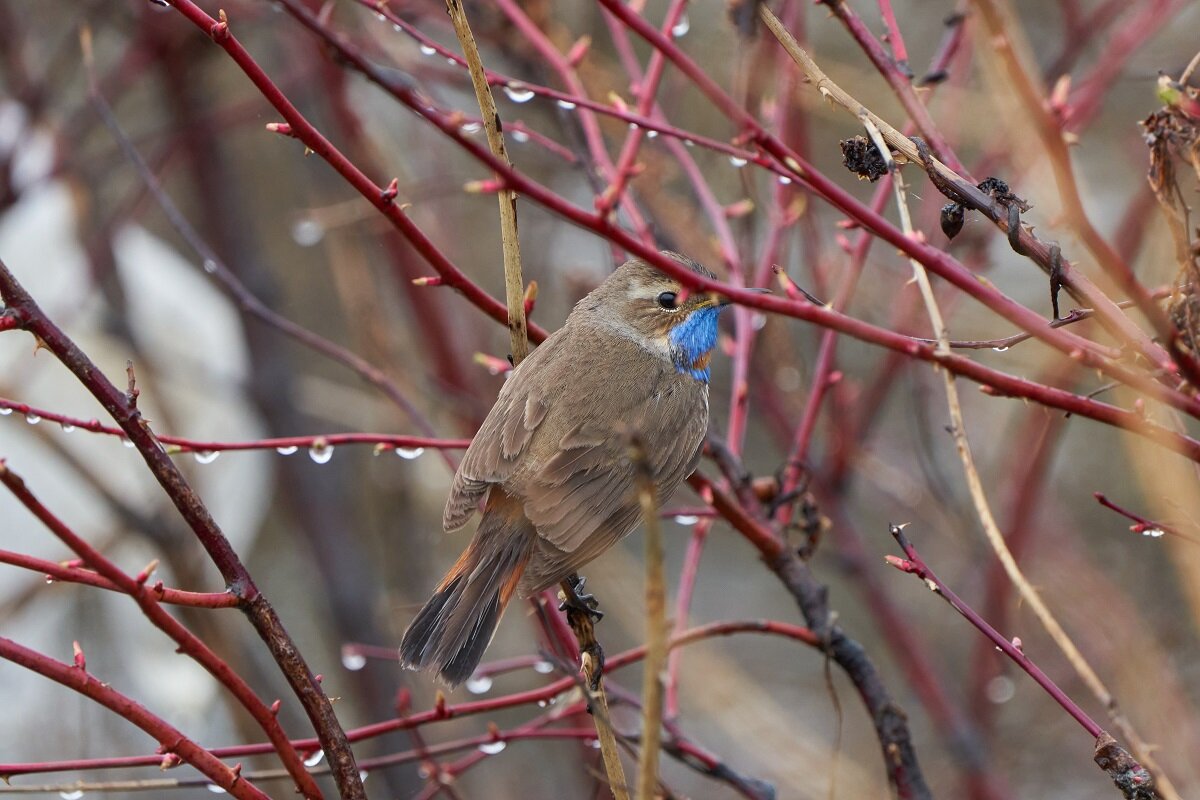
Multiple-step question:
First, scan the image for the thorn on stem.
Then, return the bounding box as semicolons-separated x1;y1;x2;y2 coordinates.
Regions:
1048;244;1064;321
381;178;400;204
125;361;140;408
135;559;159;586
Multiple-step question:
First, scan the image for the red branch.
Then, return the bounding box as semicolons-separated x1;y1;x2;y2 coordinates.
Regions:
886;525;1102;737
0;398;469;454
0;260;364;800
0;461;322;798
0;636;269;800
0;618;816;778
0;548;239;608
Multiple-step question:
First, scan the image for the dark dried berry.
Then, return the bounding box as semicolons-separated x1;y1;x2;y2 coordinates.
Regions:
840;136;888;182
977;176;1010;197
940;203;965;239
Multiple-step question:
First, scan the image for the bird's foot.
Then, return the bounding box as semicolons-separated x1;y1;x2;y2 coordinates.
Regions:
558;573;604;623
558;573;606;693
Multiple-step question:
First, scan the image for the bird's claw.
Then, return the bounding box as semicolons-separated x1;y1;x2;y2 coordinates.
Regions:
559;573;604;623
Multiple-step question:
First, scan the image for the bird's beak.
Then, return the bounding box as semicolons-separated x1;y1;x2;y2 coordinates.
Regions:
715;287;772;307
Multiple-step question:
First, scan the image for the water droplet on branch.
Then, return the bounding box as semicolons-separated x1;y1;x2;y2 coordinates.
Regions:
395;447;425;460
308;443;334;464
503;83;535;104
466;675;493;694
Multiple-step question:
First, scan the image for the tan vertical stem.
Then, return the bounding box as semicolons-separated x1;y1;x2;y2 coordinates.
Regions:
631;437;666;800
446;0;528;364
875;127;1179;799
442;17;630;794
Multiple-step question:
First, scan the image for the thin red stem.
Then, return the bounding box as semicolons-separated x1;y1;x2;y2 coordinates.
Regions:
0;636;270;800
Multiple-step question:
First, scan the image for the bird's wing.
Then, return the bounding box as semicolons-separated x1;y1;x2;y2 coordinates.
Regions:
517;363;708;592
442;337;558;532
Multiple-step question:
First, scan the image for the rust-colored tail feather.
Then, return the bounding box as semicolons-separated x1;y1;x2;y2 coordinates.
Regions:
400;511;532;687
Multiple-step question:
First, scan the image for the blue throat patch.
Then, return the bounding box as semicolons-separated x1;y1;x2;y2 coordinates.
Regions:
667;305;724;383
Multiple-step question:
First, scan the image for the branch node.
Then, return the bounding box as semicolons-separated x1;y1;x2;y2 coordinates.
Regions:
209;9;230;41
381;178;400;204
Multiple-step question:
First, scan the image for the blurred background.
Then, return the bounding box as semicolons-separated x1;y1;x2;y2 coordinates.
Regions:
1;0;1199;797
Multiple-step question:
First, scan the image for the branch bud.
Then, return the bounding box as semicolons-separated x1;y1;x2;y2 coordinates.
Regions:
210;9;230;42
566;35;591;67
136;559;160;586
381;178;400;204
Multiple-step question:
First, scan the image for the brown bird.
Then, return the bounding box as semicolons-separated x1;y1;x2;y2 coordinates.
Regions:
400;252;727;686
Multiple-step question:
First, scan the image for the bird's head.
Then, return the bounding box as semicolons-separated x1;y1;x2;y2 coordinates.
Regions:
580;251;730;383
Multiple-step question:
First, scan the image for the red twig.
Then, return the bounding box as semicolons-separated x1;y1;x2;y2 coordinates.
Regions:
0;461;323;798
875;0;912;76
170;0;545;346
0;548;239;608
267;0;1200;445
0;259;365;800
886;525;1101;737
0;618;817;778
0;636;270;800
0;398;468;454
1094;492;1200;544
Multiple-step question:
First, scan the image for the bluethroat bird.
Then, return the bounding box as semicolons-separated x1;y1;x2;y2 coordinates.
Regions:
401;252;730;686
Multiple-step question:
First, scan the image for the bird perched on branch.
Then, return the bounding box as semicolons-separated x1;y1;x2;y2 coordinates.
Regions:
400;251;733;686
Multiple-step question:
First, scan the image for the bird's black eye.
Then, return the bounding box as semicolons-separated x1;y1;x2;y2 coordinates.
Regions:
656;291;678;310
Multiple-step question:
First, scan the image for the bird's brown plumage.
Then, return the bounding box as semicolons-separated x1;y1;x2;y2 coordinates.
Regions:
402;253;715;686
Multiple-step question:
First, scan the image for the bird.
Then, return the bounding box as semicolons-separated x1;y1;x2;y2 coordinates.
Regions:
400;251;730;686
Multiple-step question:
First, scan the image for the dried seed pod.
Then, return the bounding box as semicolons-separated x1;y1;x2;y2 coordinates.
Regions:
940;202;965;239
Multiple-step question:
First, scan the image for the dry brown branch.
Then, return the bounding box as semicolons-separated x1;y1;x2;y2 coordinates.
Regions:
876;128;1179;800
632;436;667;800
759;5;1172;371
446;0;528;365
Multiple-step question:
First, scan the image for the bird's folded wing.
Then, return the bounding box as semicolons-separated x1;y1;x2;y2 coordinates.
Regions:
523;377;706;558
442;344;557;532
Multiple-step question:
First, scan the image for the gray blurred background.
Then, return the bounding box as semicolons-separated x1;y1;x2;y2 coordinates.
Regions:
1;0;1199;797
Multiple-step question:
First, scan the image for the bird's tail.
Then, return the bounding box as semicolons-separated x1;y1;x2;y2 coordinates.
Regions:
400;499;533;687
